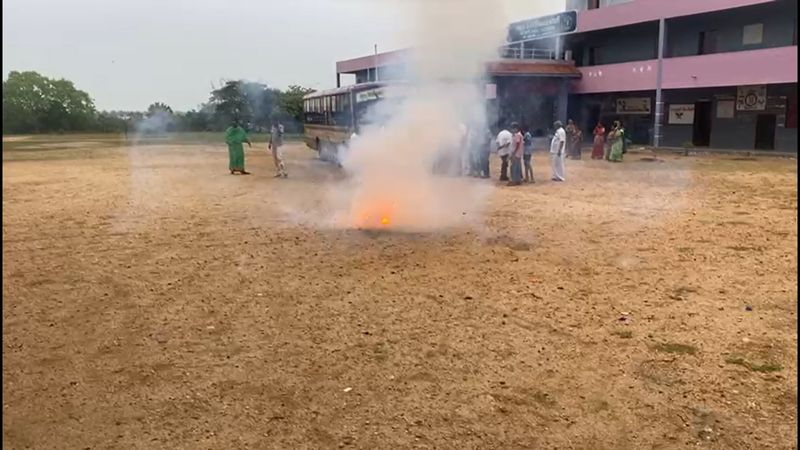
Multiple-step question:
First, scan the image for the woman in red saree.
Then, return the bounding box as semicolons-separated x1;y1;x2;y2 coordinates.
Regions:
591;121;605;160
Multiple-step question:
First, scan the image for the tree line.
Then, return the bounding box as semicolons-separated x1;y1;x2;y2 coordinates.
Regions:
2;71;315;135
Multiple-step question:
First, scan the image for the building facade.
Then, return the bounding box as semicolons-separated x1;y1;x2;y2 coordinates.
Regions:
335;0;797;151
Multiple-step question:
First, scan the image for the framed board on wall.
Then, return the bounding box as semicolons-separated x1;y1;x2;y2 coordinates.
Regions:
668;104;695;124
736;85;767;111
616;98;651;115
716;100;735;118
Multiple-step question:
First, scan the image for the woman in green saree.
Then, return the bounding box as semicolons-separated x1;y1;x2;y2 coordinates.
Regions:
225;121;252;174
607;120;625;163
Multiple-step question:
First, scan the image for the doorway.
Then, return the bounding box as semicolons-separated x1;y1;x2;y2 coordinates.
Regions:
692;101;712;146
588;104;601;131
754;114;776;150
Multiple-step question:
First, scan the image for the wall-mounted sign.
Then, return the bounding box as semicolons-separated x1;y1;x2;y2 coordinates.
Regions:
485;83;497;100
507;10;578;42
716;100;735;118
736;85;767;111
616;97;651;115
766;96;788;112
355;88;382;103
668;104;695;124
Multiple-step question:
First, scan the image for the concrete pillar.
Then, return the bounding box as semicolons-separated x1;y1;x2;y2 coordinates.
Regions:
556;79;569;124
654;18;666;147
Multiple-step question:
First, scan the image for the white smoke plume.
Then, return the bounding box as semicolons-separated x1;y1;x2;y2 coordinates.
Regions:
327;0;514;232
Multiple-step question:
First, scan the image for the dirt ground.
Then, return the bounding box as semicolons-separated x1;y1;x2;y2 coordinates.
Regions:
3;139;797;449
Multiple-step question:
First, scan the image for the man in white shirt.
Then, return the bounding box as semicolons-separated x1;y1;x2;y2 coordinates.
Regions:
496;128;513;181
550;120;567;182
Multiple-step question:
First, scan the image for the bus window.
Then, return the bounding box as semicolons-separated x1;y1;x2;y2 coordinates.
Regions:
304;97;326;124
331;94;351;127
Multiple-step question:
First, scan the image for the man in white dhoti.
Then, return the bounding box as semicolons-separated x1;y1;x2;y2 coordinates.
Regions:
550;121;566;182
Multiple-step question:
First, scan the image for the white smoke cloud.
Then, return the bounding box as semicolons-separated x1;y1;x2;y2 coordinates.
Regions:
323;0;528;232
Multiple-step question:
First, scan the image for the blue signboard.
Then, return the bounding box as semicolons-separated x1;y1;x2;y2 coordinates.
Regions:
507;10;578;42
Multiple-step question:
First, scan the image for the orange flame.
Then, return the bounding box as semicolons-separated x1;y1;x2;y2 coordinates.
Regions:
349;199;396;229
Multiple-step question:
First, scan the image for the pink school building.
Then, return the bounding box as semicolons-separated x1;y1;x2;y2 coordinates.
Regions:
335;0;797;151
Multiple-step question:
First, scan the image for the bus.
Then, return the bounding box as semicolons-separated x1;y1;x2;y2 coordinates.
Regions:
302;82;403;162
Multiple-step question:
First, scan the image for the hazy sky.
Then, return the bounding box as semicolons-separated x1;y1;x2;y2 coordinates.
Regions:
3;0;563;111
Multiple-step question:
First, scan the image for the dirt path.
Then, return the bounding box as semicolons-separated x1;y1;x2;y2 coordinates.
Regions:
3;143;797;449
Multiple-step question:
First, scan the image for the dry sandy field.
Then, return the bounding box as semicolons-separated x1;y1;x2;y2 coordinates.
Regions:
3;136;798;449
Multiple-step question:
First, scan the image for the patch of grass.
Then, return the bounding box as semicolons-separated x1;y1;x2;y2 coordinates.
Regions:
669;285;698;301
592;399;611;412
725;355;783;373
750;362;783;373
727;245;763;252
724;356;748;367
530;391;556;407
612;330;633;339
653;342;698;355
372;342;389;362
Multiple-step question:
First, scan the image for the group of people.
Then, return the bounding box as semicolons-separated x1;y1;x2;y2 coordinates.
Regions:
590;120;627;162
478;117;631;186
224;120;288;177
223;117;629;182
491;120;569;185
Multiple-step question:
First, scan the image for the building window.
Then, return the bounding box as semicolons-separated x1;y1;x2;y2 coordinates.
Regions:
698;30;718;55
587;0;599;9
588;46;602;65
742;23;764;45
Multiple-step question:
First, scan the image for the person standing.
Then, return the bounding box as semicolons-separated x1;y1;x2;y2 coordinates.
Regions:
550;121;567;182
459;123;471;176
496;127;513;181
478;127;492;178
224;120;252;175
566;119;583;159
607;120;626;162
523;128;534;183
565;120;575;158
508;123;524;186
269;122;288;178
467;127;482;177
591;121;606;160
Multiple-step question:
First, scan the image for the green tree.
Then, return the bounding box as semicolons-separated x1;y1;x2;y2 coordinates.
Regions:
208;80;289;131
2;71;96;134
146;102;173;116
140;102;176;134
280;85;315;126
177;108;211;131
209;81;250;128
